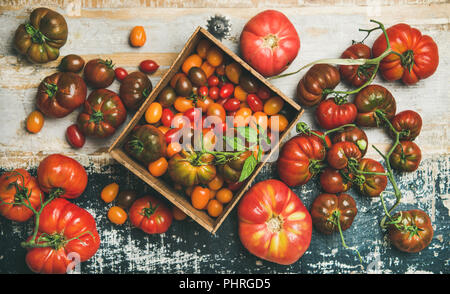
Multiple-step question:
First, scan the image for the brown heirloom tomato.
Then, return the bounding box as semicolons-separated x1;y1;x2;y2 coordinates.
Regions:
310;193;357;234
387;209;433;253
390;110;422;141
331;126;368;157
157;86;177;108
218;151;252;184
77;89;127;138
36;72;87;118
277;132;330;187
83;58;115;88
326;141;362;170
129;196;173;234
119;71;153;110
390;141;422;172
356;158;388;197
124;124;166;166
296;64;340;107
339;43;375;87
315;98;357;130
37;154;88;199
168;151;216;187
14;8;68;63
354;84;396;127
320;168;353;194
0;168;43;222
59;54;85;73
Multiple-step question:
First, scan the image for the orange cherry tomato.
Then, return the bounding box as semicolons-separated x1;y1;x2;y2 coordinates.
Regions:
207;103;226;123
174;97;195;113
206;47;224;67
207;199;223;217
191;186;210;210
129;26;146;47
172;206;188;221
148;157;168;177
26;110;44;133
108;206;128;225
196;39;211;59
216;188;233;204
182;54;203;74
250;111;268;131
225;62;242;84
172;112;191;129
234;86;248;102
196;97;213;113
263;96;284;115
166;142;182;157
269;114;289;133
234;107;253;127
208;175;224;191
101;183;119;203
145;102;163;124
201;61;215;78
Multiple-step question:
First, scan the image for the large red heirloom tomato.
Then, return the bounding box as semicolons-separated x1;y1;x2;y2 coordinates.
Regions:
240;10;300;77
238;179;312;265
0;168;43;222
372;23;439;85
25;198;100;274
129;196;173;234
37;154;88;199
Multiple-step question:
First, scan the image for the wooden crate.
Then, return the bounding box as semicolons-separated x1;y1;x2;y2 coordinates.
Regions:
109;27;303;233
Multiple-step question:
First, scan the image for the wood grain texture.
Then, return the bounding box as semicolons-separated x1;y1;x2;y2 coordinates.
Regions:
0;1;448;274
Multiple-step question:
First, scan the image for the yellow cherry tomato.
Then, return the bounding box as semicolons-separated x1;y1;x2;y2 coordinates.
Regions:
207;199;223;217
148;157;168;177
108;206;128;225
182;54;202;74
263;96;284;115
101;183;119;203
216;188;233;204
206;47;223;67
26;110;44;133
145;102;163;124
269;114;289;133
234;86;248;102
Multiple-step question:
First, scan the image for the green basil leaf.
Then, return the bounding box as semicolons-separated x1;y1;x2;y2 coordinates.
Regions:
236;126;258;144
238;154;257;183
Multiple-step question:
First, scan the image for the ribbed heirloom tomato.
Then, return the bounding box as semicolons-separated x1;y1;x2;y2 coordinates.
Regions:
238;179;312;265
25;198;100;274
240;10;300;77
129;196;173;234
315;98;357;130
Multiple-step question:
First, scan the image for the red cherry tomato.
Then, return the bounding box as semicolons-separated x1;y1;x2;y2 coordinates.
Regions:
257;85;271;100
209;86;219;100
161;108;175;127
207;75;219;87
198;86;209;98
219;83;234;99
184;107;202;123
66;124;86;148
114;67;128;81
165;128;181;144
223;98;241;112
228;181;244;192
139;60;159;74
246;94;263;112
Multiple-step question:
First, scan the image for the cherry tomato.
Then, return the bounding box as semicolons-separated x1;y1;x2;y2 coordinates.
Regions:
165;128;181;144
108;206;127;225
129;26;146;47
257;85;271;100
209;86;219;100
171;113;191;129
250;111;268;130
208;175;224;191
268;114;288;133
166;142;182;157
247;94;263;112
174;97;194;113
161;108;175;127
234;107;253;127
145;102;163;124
263;96;284;115
148;157;168;177
172;206;188;221
191;186;210;210
208;75;219;87
234;86;248;102
200;61;215;78
225;62;242;84
196;97;213;113
207;103;226;123
216;188;233;204
114;67;128;81
224;98;241;112
198;86;209;98
220;83;234;99
26;110;44;134
184;107;202;123
139;60;159;74
182;54;202;74
228;181;244;192
101;183;119;203
206;47;224;67
66;124;86;148
207;199;223;217
196;39;211;59
116;190;137;209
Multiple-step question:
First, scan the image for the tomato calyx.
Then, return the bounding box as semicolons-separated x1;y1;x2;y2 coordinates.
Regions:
140;202;159;218
24;23;50;44
98;58;115;69
266;214;283;233
400;50;415;73
43;82;58;98
262;34;279;49
384;211;423;239
89;110;105;124
126;137;145;154
309;159;325;175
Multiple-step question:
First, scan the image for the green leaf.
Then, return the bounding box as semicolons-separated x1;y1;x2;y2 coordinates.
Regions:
238;154;257;183
224;136;246;151
236;126;258;144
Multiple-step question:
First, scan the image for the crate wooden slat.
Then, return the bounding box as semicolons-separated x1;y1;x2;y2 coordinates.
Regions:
109;26;303;233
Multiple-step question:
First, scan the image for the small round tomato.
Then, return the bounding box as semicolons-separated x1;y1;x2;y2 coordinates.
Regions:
208;175;224;191
129;26;146;47
198;86;209;98
196;39;211;58
108;206;127;225
26;110;44;133
256;85;271;100
114;67;128;81
165;128;181;144
116;190;137;209
139;60;159;74
228;181;244;192
196;97;213;113
182;54;202;74
201;61;215;78
263;96;284;115
249;111;268;130
390;141;422;172
234;107;253;127
225;62;242;84
66;124;85;148
234;85;248;102
161;108;175;127
206;46;224;67
247;94;263;112
390;110;422;141
207;103;226;123
268;114;288;133
172;206;188;221
191;186;210;210
207;199;223;217
319;167;352;194
208;75;219;87
216;188;233;204
224;98;241;112
101;183;119;203
174;97;194;113
145;102;163;124
220;83;234;99
166;142;182;157
148;157;168;177
209;86;219;100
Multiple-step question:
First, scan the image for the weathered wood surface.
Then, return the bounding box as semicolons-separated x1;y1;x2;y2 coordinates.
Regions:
0;1;449;273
